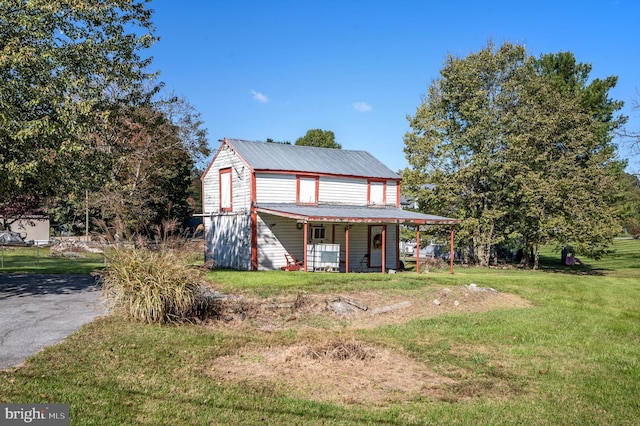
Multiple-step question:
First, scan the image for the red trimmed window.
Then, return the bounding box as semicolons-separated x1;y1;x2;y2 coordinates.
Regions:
297;175;318;204
219;168;232;212
368;180;386;206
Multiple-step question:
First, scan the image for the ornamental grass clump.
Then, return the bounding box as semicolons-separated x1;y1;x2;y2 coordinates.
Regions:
101;248;206;324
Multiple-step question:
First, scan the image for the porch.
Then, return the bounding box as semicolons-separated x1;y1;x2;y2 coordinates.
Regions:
256;204;458;274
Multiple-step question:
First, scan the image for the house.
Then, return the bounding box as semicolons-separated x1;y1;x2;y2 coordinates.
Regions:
1;216;50;245
201;138;458;272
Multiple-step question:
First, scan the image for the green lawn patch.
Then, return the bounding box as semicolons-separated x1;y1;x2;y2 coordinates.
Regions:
1;239;639;425
0;246;105;274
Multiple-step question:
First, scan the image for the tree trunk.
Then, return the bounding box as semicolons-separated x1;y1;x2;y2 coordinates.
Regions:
533;242;540;270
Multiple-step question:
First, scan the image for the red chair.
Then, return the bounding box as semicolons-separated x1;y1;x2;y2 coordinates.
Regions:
281;253;304;271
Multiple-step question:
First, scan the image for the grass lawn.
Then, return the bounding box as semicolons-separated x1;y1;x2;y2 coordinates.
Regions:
1;239;639;425
0;246;105;274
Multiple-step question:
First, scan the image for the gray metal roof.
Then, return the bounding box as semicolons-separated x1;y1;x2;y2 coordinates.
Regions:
256;203;458;225
224;139;400;179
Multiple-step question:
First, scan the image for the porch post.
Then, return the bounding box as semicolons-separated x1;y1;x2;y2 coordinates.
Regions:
395;223;400;270
303;222;308;272
345;224;349;274
415;225;420;273
381;225;386;274
449;225;455;274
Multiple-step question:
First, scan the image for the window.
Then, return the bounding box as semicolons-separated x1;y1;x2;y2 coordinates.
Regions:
297;175;318;204
368;180;385;205
219;168;232;212
310;226;325;241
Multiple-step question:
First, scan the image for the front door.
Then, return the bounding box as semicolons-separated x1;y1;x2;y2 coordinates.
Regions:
368;225;385;268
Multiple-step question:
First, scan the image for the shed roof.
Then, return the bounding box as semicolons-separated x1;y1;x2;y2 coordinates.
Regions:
224;139;400;179
256;203;458;225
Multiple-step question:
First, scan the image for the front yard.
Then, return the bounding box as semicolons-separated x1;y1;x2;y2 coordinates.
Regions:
0;240;638;424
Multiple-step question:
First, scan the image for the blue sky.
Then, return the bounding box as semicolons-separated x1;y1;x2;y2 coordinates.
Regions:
148;0;640;173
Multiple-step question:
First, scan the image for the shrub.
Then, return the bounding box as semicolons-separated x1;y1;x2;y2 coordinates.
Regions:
100;248;208;324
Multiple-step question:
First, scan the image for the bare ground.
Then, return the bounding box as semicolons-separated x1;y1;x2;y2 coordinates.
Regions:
205;285;531;405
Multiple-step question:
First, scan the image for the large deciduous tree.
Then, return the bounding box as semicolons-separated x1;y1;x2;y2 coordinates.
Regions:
0;0;157;227
403;42;625;268
52;96;210;238
295;129;342;149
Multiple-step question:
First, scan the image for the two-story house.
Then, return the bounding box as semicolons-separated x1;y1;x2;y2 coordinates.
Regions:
201;138;457;272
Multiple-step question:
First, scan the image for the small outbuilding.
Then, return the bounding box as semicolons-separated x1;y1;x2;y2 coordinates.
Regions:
201;139;457;272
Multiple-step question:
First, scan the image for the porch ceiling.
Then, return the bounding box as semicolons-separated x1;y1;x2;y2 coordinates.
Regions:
256;203;458;225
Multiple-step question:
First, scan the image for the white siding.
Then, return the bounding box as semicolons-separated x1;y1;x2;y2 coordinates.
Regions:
319;176;367;205
205;213;252;270
202;149;251;214
255;174;296;204
385;181;398;207
257;213;305;270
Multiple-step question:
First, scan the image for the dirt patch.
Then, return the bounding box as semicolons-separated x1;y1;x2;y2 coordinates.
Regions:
205;285;531;405
207;285;530;332
210;339;456;405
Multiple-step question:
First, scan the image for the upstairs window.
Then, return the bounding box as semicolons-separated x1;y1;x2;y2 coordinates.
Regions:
368;180;385;206
219;168;232;212
297;175;318;204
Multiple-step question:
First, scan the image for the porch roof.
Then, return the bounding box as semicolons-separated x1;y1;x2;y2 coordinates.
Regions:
256;204;458;225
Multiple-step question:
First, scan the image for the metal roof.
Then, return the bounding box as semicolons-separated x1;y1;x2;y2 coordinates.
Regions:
256;203;458;225
224;139;400;179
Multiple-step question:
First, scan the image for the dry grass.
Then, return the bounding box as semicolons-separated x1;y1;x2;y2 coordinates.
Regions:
204;284;531;405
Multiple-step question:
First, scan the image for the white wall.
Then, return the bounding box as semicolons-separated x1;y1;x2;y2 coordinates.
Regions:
202;147;251;214
255;173;398;207
205;213;252;270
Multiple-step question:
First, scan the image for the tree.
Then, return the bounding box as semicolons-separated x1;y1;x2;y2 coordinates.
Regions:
510;52;626;265
266;138;291;144
58;97;210;238
619;96;640;173
403;41;625;268
0;0;158;224
295;129;342;149
404;42;528;266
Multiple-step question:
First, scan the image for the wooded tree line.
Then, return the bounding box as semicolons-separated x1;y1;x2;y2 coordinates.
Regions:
2;2;637;254
0;0;209;238
403;41;635;268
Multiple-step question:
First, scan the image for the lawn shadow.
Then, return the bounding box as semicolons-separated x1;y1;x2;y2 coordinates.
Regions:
537;255;608;276
0;273;99;299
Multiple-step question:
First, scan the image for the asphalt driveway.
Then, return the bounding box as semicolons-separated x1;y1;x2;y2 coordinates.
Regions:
0;273;106;370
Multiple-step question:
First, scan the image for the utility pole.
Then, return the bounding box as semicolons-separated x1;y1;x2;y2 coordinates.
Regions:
85;190;89;242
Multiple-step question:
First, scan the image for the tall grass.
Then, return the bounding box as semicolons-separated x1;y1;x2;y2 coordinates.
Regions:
100;248;206;324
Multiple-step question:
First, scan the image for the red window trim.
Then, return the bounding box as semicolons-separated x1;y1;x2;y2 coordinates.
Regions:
367;179;386;206
219;168;233;212
296;174;319;205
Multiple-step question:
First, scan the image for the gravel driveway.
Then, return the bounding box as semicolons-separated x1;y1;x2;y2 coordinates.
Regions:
0;273;106;370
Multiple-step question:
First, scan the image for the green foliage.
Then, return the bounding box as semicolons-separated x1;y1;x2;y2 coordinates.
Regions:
295;129;342;149
0;0;158;211
404;41;625;267
100;248;206;324
53;98;209;237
